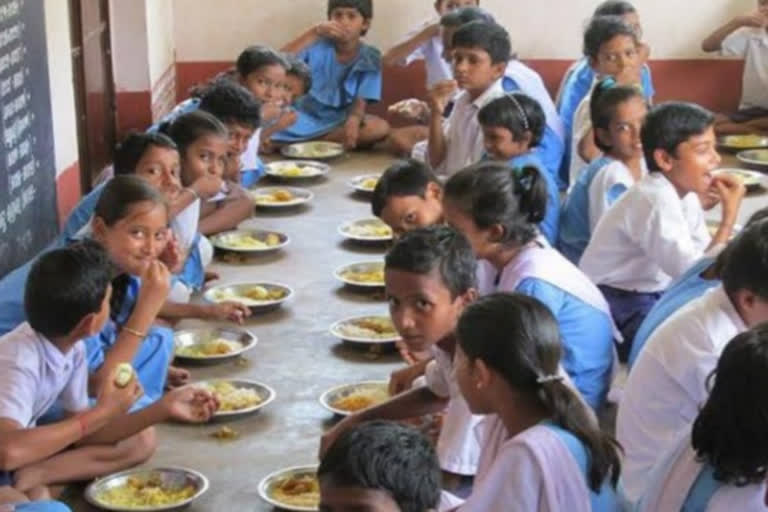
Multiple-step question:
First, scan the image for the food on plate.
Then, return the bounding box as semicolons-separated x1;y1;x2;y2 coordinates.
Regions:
198;381;262;412
271;474;320;508
220;232;282;250
340;267;385;285
94;474;196;508
337;317;397;340
331;387;390;413
212;286;287;305
722;134;768;148
253;188;296;204
271;164;318;177
344;221;392;238
114;363;134;388
176;338;243;358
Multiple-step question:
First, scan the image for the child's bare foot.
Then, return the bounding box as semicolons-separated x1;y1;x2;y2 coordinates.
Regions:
166;366;191;389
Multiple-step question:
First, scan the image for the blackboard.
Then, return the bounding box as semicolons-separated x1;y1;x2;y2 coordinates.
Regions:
0;0;58;278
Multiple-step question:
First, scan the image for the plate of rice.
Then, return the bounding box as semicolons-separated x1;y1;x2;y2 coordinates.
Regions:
319;381;390;416
194;379;275;419
85;467;208;511
258;465;320;511
329;315;399;344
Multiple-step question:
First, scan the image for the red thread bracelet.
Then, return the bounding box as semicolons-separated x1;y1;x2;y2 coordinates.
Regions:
77;414;87;437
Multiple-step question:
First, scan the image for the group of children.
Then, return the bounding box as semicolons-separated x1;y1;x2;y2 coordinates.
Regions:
2;0;768;510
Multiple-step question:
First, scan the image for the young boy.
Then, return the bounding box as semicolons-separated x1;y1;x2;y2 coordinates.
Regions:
427;20;509;176
320;226;481;498
371;159;443;237
0;243;218;501
702;0;768;135
579;102;745;360
616;218;768;501
319;421;441;512
275;0;390;149
283;55;313;105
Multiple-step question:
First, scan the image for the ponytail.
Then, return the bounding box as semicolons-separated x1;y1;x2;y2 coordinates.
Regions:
513;165;548;225
457;293;622;492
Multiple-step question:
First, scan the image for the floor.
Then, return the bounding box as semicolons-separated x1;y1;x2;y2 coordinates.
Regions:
61;151;767;511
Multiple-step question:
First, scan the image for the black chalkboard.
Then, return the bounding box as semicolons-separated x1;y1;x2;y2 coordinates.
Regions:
0;0;58;278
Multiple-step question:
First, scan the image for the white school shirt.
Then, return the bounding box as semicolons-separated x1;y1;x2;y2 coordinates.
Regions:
241;128;262;172
400;19;452;88
579;173;711;293
721;27;768;110
0;323;89;427
569;93;592;187
587;159;645;231
432;78;506;177
425;345;482;476
616;285;747;501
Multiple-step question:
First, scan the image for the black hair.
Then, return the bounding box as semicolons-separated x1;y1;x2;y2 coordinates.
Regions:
113;132;177;176
451;20;511;64
478;92;546;148
582;15;638;60
457;293;622;491
385;225;477;298
328;0;373;35
318;421;441;512
692;324;768;485
197;79;261;131
93;176;168;320
161;110;228;158
235;45;289;79
440;6;495;27
746;206;768;227
640;102;715;172
25;241;112;339
371;159;441;217
444;161;548;247
593;0;636;17
589;79;645;152
285;55;313;95
720;219;768;299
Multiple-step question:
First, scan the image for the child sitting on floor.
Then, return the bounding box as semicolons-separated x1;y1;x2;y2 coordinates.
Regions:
0;242;217;502
372;159;444;237
274;0;390;149
702;0;768;135
637;324;768;511
321;226;481;500
478;92;560;245
283;55;313;105
559;81;647;263
319;421;441;512
443;162;616;410
616;218;768;501
579;102;745;361
453;293;622;511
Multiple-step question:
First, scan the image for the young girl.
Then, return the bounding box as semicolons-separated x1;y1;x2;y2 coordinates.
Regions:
638;325;768;511
559;81;647;264
274;0;390;148
478;92;561;245
454;293;622;510
443;162;616;410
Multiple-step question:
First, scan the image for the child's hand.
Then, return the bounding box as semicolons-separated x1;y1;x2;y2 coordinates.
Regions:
158;233;184;274
343;116;361;149
137;261;172;315
205;302;252;324
97;369;143;416
698;188;721;211
714;173;746;222
162;387;219;423
191;175;224;200
389;364;425;396
315;21;349;41
204;271;220;285
275;110;298;131
738;11;768;28
261;102;283;123
166;366;191;389
427;80;458;114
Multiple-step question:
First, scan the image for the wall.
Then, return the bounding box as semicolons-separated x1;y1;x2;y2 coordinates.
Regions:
173;0;754;112
43;0;81;223
145;0;176;120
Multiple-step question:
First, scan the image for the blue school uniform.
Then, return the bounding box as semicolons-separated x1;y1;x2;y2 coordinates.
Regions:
272;39;382;142
558;155;614;263
627;256;719;369
558;60;654;186
508;153;560;245
12;502;72;512
502;76;565;189
84;275;174;410
517;278;614;410
545;422;620;510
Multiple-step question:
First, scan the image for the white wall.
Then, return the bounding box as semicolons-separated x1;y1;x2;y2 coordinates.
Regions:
146;0;176;84
111;0;151;92
43;0;79;176
173;0;755;62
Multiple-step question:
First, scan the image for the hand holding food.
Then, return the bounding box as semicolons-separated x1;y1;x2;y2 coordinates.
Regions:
98;364;143;415
163;386;220;423
137;261;171;316
427;80;458;114
206;302;252;324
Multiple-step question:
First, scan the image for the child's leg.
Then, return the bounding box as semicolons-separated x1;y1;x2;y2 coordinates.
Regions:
384;125;429;157
12;428;156;492
356;115;390;147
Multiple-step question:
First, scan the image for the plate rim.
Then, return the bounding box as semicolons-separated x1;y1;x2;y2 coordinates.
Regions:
257;464;320;512
193;378;276;417
264;159;331;178
250;186;315;207
84;466;209;512
337;218;393;242
318;380;390;416
173;327;258;361
333;261;386;288
347;173;381;192
203;281;295;308
280;141;345;160
210;229;290;253
328;315;400;344
736;149;768;166
714;167;766;186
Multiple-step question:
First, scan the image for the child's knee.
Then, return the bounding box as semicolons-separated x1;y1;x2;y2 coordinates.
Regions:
121;428;157;465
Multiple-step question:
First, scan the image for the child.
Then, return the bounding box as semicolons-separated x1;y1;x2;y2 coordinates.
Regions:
371;159;443;237
568;15;642;186
616;218;768;501
283;55;313;105
274;0;390;149
453;293;621;510
638;325;768;511
628;207;768;368
559;81;647;263
443;162;616;410
702;0;768;135
318;421;441;512
579;102;745;361
477;92;561;245
0;243;218;500
426;20;509;176
321;226;482;498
